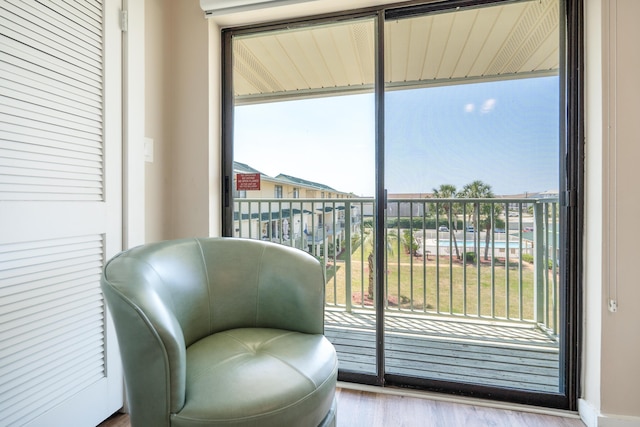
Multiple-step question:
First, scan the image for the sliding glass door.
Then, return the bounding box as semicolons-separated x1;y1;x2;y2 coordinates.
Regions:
226;17;379;378
222;0;580;409
383;0;566;399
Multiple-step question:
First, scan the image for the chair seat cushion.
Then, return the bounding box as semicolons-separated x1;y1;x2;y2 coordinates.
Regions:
171;328;338;427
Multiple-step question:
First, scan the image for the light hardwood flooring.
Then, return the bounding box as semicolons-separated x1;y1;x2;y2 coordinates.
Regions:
98;386;584;427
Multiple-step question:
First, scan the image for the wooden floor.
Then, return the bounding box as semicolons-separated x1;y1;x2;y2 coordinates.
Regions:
98;387;584;427
324;309;560;393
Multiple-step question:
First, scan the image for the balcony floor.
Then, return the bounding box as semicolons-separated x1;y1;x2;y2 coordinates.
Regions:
324;308;560;393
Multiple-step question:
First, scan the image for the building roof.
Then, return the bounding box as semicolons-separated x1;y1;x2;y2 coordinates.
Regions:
275;173;340;193
233;162;350;195
233;161;267;176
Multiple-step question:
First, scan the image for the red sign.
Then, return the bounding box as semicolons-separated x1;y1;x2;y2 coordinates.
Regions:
236;173;261;191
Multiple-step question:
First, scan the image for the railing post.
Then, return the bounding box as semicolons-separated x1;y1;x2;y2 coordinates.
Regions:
533;202;545;323
345;201;352;312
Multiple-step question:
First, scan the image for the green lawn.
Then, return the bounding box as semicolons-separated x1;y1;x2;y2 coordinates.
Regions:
324;244;558;322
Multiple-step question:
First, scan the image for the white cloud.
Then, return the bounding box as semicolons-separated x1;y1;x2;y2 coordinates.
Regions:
464;103;475;113
480;98;497;114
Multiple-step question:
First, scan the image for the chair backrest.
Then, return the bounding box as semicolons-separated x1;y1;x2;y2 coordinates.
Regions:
101;237;325;424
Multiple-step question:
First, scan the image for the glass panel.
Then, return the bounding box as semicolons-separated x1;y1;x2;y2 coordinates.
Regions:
232;18;377;375
384;0;561;392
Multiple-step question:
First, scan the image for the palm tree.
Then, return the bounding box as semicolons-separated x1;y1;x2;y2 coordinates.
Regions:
432;184;461;259
459;180;497;261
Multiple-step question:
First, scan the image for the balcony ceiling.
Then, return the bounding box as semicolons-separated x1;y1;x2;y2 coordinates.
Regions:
233;0;559;104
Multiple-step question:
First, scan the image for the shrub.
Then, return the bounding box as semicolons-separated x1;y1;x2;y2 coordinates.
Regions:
464;252;476;263
403;229;418;254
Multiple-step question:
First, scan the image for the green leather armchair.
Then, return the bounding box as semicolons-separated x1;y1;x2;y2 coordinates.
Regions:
101;237;338;427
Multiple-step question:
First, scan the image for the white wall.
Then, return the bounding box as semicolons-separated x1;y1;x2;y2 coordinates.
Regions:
581;0;603;422
207;18;222;237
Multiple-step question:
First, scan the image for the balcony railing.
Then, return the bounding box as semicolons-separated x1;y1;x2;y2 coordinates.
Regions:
234;196;559;337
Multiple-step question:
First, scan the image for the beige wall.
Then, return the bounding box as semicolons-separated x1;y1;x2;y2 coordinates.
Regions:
596;0;640;419
583;0;640;424
169;0;213;238
145;0;171;242
146;0;640;423
145;0;218;241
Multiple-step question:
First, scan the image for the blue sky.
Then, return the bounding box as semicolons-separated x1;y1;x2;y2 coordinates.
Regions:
234;76;559;197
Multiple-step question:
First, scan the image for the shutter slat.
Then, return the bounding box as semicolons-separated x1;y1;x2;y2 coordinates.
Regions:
0;334;104;390
0;235;103;286
0;259;102;287
0;300;103;347
0;119;101;149
0;149;102;172
0;130;102;156
0;77;102;123
63;0;104;26
0;38;101;92
0;282;102;325
3;364;105;426
0;312;104;363
0;28;101;86
0;154;103;176
0;245;102;272
0;234;101;255
0;56;103;108
0;272;101;304
0;268;98;298
40;0;103;36
0;5;102;70
0;170;103;186
0;303;104;359
0;235;101;261
0;102;102;137
0;191;103;201
4;0;103;47
0;112;102;143
0;183;103;197
0;139;102;164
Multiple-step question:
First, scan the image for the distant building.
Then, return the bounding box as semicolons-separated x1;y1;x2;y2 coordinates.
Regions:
233;162;361;257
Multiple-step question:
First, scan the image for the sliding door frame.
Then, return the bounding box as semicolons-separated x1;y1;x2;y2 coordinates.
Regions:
220;0;583;411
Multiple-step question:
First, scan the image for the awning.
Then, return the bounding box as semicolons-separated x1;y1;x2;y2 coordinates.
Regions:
234;207;313;221
233;0;559;104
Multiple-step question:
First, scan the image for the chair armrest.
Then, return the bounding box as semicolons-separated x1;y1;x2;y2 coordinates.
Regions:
101;255;187;426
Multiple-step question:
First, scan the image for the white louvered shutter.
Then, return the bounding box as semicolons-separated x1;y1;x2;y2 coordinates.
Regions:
0;1;123;426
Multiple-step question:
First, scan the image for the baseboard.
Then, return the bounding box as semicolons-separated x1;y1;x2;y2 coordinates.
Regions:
579;398;640;427
579;399;600;427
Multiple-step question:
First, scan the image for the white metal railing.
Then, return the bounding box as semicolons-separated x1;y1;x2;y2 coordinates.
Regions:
233;197;559;336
